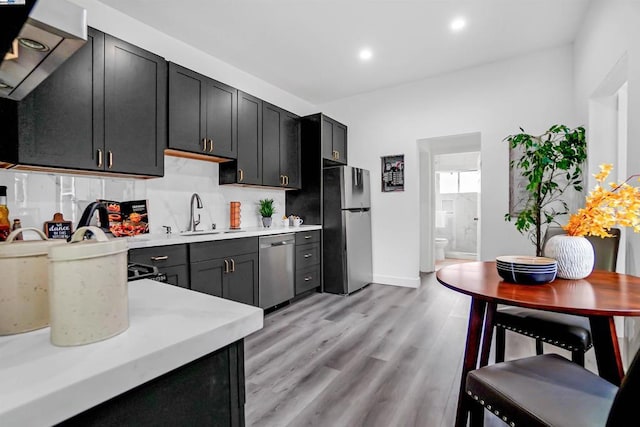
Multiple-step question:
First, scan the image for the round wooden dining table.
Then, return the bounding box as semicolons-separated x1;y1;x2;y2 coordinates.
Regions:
436;261;640;427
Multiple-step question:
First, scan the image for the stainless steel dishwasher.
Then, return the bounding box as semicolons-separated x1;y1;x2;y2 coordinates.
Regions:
259;233;295;309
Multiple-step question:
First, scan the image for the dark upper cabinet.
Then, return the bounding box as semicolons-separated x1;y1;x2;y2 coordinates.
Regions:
236;91;262;185
285;113;348;225
220;91;262;185
321;115;347;165
104;34;166;176
263;102;301;189
6;28;104;171
0;28;166;177
168;63;237;159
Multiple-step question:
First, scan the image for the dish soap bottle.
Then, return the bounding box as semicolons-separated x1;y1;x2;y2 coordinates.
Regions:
0;186;10;241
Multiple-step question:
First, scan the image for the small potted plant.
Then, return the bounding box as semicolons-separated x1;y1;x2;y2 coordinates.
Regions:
258;198;275;228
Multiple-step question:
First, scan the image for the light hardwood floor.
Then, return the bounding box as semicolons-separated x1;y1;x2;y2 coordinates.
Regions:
245;271;596;427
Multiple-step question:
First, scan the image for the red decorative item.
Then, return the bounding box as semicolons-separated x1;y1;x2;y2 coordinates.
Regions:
230;201;241;229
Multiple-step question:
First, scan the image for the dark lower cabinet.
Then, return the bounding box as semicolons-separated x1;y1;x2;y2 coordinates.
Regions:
190;238;259;306
128;244;189;289
57;340;246;427
295;230;321;295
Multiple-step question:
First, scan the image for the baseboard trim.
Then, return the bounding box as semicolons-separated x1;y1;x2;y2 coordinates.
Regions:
372;274;420;288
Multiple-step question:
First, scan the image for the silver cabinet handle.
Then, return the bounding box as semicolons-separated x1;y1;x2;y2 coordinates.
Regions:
150;256;168;261
238;169;244;182
97;149;103;168
304;253;312;258
108;151;113;169
304;276;312;281
208;139;214;153
202;138;207;152
224;259;229;273
304;235;312;239
230;258;235;272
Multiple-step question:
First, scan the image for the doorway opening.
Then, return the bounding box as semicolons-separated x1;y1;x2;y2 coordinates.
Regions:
418;132;481;273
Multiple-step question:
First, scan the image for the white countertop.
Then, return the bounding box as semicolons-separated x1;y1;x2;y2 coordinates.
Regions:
126;224;322;249
0;280;263;427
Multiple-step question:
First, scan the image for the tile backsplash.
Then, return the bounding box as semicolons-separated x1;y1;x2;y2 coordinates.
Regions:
0;156;287;236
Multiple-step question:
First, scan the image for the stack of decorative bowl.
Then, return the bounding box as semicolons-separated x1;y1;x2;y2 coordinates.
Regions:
496;256;558;285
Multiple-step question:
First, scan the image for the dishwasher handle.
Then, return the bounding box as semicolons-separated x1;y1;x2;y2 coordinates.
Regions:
259;234;295;249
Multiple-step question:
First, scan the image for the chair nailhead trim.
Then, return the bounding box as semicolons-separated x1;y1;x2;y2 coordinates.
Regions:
495;323;593;352
465;393;516;427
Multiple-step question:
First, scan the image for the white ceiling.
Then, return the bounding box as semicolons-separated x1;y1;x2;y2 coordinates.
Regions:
98;0;590;105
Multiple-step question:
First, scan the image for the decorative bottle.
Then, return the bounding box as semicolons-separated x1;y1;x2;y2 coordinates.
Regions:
12;218;23;240
0;186;10;241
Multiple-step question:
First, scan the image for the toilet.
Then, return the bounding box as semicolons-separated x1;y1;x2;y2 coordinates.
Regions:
435;238;448;261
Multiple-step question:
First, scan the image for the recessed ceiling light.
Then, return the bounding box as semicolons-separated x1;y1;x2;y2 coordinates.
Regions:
450;17;466;32
359;48;373;61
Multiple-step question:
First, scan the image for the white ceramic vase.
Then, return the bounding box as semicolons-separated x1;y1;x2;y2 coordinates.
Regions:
543;235;594;279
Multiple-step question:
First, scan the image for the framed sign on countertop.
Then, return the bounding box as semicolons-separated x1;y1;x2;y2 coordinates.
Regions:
44;213;72;240
381;154;404;192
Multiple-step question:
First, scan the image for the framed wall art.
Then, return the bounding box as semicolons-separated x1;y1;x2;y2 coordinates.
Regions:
381;154;404;192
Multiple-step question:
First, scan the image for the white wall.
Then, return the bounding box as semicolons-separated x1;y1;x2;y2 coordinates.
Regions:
68;0;316;116
318;46;576;287
574;0;640;276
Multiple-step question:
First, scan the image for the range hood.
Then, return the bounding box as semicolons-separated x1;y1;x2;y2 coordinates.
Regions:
0;0;87;100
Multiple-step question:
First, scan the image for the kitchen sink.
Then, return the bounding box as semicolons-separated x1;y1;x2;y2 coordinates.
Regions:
179;230;222;236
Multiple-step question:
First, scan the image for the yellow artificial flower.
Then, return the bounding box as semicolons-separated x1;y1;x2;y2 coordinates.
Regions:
564;164;640;237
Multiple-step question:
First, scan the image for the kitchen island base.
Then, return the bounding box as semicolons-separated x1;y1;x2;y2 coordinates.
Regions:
57;340;245;427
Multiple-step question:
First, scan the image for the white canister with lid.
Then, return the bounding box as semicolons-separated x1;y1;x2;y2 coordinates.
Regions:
48;226;129;346
0;228;66;335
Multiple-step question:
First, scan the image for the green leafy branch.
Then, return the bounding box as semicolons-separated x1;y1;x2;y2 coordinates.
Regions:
504;124;587;255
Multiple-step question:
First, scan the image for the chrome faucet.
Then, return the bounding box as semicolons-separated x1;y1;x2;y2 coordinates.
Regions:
189;193;203;232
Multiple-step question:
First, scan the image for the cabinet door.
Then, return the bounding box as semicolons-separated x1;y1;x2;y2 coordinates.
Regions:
262;102;282;187
104;34;166;176
162;265;190;289
281;111;301;188
224;253;258;306
168;63;207;154
206;79;237;159
332;122;347;165
190;259;225;297
321;117;334;161
236;91;262;185
16;28;104;170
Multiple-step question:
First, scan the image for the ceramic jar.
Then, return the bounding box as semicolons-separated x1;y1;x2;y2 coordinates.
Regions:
544;235;594;279
0;228;66;335
48;226;129;346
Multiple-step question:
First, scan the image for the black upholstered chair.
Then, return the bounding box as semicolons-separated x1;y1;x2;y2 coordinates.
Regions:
494;227;621;366
465;347;640;426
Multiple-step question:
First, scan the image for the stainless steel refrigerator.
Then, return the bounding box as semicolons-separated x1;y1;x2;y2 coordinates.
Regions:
323;166;373;294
